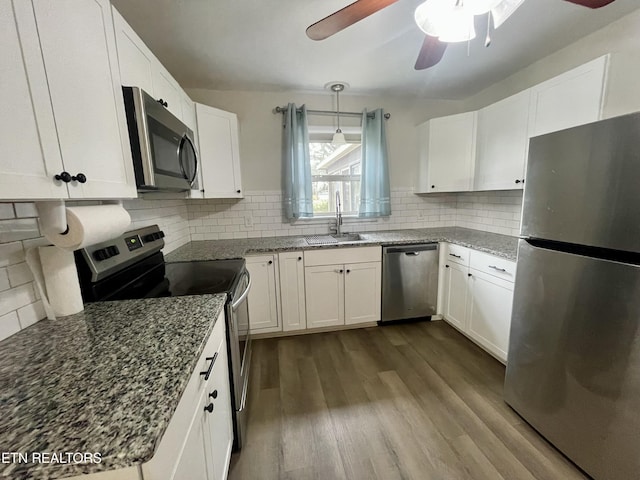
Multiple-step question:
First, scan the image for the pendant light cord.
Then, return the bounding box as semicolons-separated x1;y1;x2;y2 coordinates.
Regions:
336;87;341;133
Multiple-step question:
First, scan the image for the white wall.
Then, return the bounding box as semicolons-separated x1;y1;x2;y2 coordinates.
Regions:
187;88;464;191
464;8;640;110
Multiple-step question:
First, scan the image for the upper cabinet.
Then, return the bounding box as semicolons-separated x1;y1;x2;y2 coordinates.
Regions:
113;8;184;121
416;111;476;194
196;104;244;198
1;0;136;200
529;53;640;138
475;90;531;191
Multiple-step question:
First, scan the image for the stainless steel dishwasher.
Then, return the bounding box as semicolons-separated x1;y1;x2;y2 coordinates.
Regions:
381;244;439;323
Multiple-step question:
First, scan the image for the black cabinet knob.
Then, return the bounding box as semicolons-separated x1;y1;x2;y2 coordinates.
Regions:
445;264;449;268
297;256;302;261
268;260;273;265
468;273;472;277
431;185;435;189
515;179;522;184
209;390;218;399
72;173;87;183
236;189;241;194
346;269;351;273
55;171;72;183
204;403;214;413
339;269;344;274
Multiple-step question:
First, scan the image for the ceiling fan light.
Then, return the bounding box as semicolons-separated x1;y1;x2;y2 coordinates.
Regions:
415;0;476;43
332;130;347;145
491;0;526;28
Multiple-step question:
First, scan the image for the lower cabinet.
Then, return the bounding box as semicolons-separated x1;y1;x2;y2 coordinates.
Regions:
246;255;280;334
278;252;307;332
142;311;233;480
440;244;515;363
304;247;382;329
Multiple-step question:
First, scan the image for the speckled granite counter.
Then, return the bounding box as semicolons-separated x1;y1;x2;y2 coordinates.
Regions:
0;294;226;480
165;227;519;263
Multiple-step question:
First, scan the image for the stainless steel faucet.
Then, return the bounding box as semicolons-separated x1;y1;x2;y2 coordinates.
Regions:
334;191;342;236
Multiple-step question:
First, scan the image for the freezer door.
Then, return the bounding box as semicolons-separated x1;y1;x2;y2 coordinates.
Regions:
522;112;640;252
505;240;640;480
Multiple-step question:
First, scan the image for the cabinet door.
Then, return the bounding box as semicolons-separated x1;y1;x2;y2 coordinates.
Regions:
196;104;243;198
202;340;233;480
171;397;212;480
305;265;344;329
442;261;469;331
112;8;155;94
529;56;606;137
467;268;514;362
246;255;280;333
278;252;307;332
426;111;476;193
152;64;183;120
32;0;136;199
0;2;65;199
475;90;530;190
344;262;381;325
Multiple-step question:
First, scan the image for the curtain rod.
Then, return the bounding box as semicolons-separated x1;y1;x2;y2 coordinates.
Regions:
273;106;391;119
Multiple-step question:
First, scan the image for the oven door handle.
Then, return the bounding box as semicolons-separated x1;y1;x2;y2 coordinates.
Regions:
231;271;251;311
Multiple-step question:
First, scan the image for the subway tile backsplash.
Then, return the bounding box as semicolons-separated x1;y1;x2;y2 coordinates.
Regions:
0;189;522;342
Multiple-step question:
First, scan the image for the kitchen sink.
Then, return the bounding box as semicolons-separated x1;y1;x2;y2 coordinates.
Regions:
305;233;363;245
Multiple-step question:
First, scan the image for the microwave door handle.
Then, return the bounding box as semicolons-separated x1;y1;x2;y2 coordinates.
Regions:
178;135;199;187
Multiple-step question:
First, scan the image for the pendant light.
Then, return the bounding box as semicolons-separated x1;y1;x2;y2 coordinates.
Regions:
331;83;347;145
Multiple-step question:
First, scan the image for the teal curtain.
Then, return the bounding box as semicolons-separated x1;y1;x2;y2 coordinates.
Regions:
359;109;391;217
283;103;313;219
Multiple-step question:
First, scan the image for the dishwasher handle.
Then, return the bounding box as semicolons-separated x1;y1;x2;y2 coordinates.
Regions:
384;244;438;254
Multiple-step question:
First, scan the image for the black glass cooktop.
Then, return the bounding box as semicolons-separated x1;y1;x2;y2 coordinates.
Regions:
164;259;246;297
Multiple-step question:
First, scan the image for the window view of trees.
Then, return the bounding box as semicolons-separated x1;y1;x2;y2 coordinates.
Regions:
309;142;362;216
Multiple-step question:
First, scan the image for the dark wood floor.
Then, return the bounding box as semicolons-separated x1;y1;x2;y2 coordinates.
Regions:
229;321;587;480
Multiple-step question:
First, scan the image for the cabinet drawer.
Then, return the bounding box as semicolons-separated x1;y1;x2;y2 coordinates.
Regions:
442;243;470;266
304;246;381;267
470;250;516;282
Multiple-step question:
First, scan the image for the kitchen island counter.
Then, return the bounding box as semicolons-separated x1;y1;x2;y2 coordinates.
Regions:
0;294;226;480
165;227;519;263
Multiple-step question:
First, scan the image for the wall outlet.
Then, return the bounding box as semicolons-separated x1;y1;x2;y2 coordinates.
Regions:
244;212;253;228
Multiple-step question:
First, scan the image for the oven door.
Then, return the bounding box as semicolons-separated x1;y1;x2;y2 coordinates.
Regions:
227;270;251;449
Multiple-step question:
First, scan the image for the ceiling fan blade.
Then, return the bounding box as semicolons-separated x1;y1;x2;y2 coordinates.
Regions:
415;35;447;70
306;0;400;41
562;0;616;7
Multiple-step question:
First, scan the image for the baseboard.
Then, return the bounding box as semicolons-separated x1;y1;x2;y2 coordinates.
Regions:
250;321;379;340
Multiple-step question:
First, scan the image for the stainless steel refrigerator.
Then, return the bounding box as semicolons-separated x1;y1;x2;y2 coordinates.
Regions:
504;112;640;480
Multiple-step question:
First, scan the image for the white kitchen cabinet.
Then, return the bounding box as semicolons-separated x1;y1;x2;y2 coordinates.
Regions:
439;244;515;363
196;104;244;198
344;262;381;325
152;63;183;120
529;53;640;138
246;255;280;334
416;111;476;193
1;0;136;200
305;264;345;329
475;90;531;190
142;312;232;480
467;269;514;362
441;261;470;332
304;247;382;329
112;8;154;94
278;252;307;332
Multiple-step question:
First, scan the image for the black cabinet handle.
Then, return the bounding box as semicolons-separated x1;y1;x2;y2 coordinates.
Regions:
72;173;87;183
200;352;218;381
515;179;521;184
346;269;351;273
204;403;214;413
297;256;302;261
157;98;168;107
55;171;72;183
449;253;461;258
339;269;344;274
268;260;273;265
431;185;435;189
236;189;241;194
209;390;218;399
445;264;449;268
468;273;472;277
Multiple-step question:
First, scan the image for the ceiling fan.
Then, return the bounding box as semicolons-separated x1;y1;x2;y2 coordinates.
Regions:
306;0;617;70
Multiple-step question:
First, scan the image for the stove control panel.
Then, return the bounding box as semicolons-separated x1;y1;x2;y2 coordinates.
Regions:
76;225;165;282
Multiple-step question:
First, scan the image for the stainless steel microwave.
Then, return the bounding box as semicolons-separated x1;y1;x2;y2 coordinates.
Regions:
123;87;198;192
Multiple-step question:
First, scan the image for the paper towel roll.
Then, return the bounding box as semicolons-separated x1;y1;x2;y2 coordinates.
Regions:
39;246;84;317
43;205;131;251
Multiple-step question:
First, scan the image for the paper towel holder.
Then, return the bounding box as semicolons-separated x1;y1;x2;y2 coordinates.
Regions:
36;200;68;236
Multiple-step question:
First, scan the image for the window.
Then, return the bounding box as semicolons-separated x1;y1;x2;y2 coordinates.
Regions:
309;129;362;216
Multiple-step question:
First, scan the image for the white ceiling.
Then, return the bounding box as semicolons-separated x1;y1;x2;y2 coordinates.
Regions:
111;0;640;99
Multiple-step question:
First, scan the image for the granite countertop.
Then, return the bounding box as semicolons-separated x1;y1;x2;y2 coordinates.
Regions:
165;227;519;263
0;294;226;480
